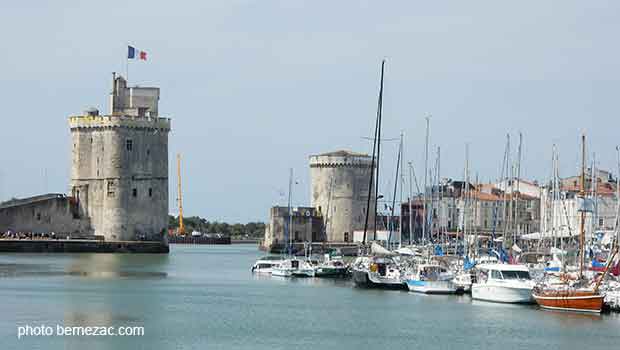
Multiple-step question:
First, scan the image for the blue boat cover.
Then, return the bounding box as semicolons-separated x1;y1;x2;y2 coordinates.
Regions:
463;256;475;270
434;245;444;256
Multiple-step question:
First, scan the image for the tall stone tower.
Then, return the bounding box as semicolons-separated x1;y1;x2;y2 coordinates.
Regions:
68;73;171;241
309;150;375;242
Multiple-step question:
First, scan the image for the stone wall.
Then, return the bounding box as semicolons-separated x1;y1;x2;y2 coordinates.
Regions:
263;206;325;248
0;194;91;235
309;150;375;242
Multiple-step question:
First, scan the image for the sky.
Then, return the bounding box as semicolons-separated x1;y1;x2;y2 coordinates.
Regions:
1;0;620;223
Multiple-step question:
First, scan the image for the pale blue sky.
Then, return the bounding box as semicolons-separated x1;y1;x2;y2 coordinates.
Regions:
1;1;619;222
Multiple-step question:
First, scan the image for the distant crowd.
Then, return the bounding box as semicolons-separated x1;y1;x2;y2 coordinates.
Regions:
1;230;66;240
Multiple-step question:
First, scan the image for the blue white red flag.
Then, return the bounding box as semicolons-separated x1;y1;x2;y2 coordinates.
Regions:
128;46;147;60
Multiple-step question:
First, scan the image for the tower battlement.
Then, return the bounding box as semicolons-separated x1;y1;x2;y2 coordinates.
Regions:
69;74;170;242
309;150;375;242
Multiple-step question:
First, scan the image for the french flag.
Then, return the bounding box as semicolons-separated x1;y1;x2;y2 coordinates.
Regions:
127;45;147;60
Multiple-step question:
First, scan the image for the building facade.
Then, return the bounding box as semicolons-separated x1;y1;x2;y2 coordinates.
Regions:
309;150;375;242
262;206;325;248
69;74;171;241
541;170;618;239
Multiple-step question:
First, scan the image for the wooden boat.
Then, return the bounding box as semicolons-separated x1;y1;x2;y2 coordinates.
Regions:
532;135;613;313
532;288;604;313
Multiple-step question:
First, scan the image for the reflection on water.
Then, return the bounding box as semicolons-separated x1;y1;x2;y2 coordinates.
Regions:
2;246;620;350
0;253;169;279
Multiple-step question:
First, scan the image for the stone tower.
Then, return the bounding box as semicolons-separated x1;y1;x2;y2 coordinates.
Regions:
309;150;375;242
68;73;171;241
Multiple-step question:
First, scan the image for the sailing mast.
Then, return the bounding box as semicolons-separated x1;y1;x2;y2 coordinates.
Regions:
287;168;293;256
514;133;522;243
362;60;385;244
463;144;470;258
388;135;402;248
423;116;430;245
177;153;185;236
579;135;587;279
399;133;404;248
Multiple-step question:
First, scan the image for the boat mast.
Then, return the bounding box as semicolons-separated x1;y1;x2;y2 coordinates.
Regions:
287;168;293;256
423;115;430;245
408;162;419;246
399;132;404;248
324;177;334;242
177;153;185;236
514;132;522;243
579;135;586;279
362;60;385;245
592;153;597;239
437;146;444;244
463;144;470;258
388;134;402;248
502;134;511;248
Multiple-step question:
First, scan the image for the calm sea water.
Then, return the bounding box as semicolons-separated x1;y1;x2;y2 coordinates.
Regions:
1;245;619;350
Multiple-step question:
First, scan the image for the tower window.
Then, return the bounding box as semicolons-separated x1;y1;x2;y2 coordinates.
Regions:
147;149;150;156
132;188;137;197
107;181;116;197
126;139;133;151
149;188;153;197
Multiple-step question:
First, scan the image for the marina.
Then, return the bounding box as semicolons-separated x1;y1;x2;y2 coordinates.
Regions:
2;245;620;350
3;1;620;348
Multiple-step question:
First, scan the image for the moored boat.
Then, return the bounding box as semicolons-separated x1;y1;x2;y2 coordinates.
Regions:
352;256;406;290
272;258;301;277
314;259;349;277
532;285;604;313
251;255;286;274
405;263;457;294
532;135;610;313
472;264;535;303
291;260;316;277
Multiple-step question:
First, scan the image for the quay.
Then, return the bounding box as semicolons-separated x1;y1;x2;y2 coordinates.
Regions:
0;239;169;253
169;236;231;245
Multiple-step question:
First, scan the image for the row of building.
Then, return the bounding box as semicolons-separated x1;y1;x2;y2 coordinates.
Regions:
262;152;619;250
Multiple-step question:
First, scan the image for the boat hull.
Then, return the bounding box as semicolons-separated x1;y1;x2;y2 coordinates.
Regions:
314;267;349;277
472;284;534;304
292;268;315;277
352;269;406;290
533;290;604;313
406;279;457;294
271;268;294;277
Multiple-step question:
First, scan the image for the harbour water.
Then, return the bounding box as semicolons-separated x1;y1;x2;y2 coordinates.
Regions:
2;245;620;350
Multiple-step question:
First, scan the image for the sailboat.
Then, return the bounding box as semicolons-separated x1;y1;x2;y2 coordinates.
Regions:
351;60;407;290
272;168;301;277
532;135;607;313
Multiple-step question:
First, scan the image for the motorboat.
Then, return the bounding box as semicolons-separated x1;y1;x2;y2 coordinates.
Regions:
314;259;349;277
291;260;316;277
453;270;474;294
251;255;286;274
313;252;349;277
405;263;457;294
472;264;535;303
272;258;301;277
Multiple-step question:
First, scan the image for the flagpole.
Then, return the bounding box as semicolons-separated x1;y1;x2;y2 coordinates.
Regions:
126;43;130;82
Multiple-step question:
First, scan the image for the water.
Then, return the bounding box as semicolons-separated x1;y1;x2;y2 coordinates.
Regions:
1;245;619;350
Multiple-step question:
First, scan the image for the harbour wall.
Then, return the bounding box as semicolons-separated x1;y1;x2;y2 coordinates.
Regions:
0;194;91;236
0;239;169;253
168;236;231;245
